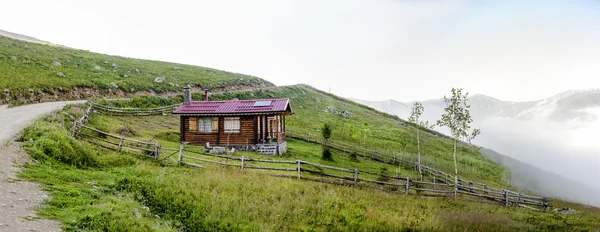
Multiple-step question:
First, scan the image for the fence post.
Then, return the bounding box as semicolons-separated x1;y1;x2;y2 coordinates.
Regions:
297;160;301;179
71;121;78;137
503;190;509;207
469;182;474;193
118;136;124;151
307;133;311;143
154;143;160;160
405;177;410;195
241;155;245;170
178;144;184;164
483;184;488;194
353;169;358;186
518;193;523;203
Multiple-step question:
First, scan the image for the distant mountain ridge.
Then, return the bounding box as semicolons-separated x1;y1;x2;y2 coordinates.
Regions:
352;89;600;206
352;88;600;125
0;29;48;44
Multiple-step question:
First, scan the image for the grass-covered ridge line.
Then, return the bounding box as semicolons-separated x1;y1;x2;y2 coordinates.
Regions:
0;35;273;105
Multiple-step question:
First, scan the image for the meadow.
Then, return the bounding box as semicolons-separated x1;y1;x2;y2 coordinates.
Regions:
6;34;600;231
16;102;600;231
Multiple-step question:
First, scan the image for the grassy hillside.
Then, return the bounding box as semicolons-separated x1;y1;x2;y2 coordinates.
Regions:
17;103;600;231
0;35;273;105
94;84;505;185
6;33;599;230
201;85;505;185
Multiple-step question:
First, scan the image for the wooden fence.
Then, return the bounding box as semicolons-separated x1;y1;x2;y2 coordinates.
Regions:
91;102;179;116
286;129;550;209
71;103;93;137
70;103;550;210
74;124;160;159
157;144;549;210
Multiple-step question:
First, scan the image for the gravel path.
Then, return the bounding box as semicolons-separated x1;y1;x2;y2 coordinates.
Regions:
0;101;84;232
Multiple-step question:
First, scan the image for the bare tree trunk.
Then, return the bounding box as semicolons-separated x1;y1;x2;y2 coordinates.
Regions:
416;121;422;181
453;137;458;198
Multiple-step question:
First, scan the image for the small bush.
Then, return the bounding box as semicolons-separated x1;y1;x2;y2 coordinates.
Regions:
321;123;334;161
321;146;333;161
21;121;100;168
350;151;359;162
322;123;332;140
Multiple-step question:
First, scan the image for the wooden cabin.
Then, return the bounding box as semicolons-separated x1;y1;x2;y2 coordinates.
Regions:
172;87;292;155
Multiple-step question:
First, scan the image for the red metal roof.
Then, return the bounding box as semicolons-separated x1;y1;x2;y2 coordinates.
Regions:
172;98;291;115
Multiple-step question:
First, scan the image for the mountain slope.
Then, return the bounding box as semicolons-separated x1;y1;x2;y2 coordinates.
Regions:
17;85;600;231
480;148;600;207
0;29;48;44
352;90;600;206
0;33;274;105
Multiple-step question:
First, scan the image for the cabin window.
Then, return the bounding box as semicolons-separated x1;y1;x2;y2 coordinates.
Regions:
224;117;240;133
197;117;212;133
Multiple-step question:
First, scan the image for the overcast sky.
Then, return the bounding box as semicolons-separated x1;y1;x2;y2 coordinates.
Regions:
2;0;600;102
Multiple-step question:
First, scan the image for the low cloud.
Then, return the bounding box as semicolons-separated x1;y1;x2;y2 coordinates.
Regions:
475;117;600;206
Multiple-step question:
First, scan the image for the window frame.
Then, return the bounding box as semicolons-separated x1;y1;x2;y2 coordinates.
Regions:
224;117;241;133
196;117;212;133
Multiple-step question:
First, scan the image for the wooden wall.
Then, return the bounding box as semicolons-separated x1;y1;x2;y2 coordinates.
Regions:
181;116;218;145
218;116;256;145
181;115;257;145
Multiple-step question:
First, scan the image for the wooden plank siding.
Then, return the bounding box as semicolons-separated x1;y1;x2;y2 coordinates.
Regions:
180;114;287;146
181;116;257;145
218;116;256;145
182;116;219;145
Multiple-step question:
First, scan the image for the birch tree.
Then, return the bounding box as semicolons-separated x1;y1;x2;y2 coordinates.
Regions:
436;88;480;197
408;102;434;180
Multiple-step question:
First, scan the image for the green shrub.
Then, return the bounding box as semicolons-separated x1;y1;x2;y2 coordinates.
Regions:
21;121;100;168
321;123;333;161
321;146;333;161
350;151;359;162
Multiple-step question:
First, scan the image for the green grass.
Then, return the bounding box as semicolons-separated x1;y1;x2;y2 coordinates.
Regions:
18;106;600;231
5;29;600;231
172;84;504;186
92;84;506;185
0;35;273;105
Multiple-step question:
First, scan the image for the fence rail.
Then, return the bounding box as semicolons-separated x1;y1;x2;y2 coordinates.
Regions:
74;124;160;159
90;102;179;116
164;144;550;210
286;129;550;209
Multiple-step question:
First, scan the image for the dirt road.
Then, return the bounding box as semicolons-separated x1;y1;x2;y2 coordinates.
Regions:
0;101;84;232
